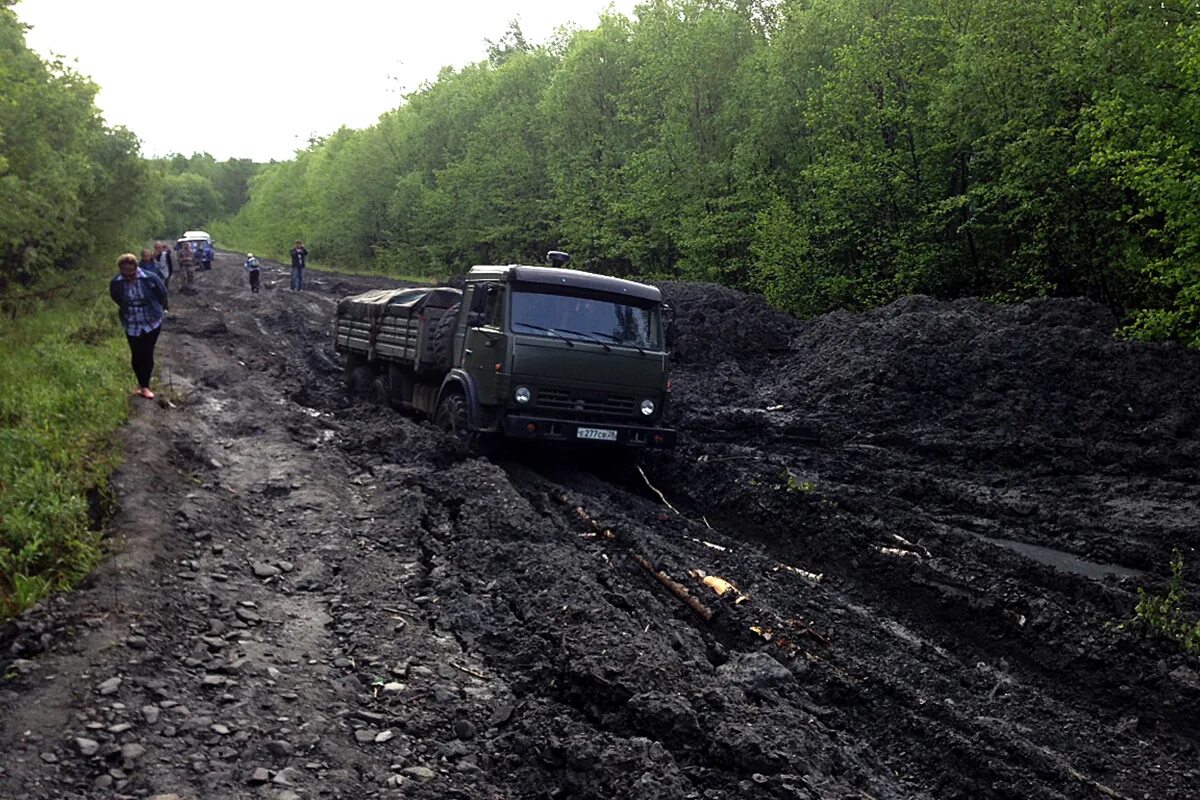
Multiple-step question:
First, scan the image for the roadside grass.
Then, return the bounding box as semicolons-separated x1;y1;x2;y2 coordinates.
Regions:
0;280;130;620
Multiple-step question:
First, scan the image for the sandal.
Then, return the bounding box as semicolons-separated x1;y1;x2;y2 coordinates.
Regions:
139;387;155;399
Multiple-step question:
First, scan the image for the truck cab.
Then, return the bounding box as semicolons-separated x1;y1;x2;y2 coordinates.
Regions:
440;264;675;447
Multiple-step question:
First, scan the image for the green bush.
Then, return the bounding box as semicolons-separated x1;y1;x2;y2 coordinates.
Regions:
0;281;129;619
1134;551;1200;654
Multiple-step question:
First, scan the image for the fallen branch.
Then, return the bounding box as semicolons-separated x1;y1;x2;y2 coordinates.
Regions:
451;662;487;681
633;555;714;622
772;563;824;584
637;466;680;516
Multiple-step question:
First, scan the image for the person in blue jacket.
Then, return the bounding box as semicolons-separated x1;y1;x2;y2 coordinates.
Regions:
109;252;168;399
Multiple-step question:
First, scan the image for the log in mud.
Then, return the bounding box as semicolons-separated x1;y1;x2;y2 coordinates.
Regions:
1;252;1198;799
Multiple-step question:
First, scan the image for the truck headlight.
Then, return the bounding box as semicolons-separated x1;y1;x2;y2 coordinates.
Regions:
515;386;531;404
640;399;655;416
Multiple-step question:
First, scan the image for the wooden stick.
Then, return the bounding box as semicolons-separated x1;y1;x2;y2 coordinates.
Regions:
633;554;714;622
449;661;489;680
637;466;681;516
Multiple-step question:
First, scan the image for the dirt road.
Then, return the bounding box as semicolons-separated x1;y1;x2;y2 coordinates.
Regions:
1;252;1198;799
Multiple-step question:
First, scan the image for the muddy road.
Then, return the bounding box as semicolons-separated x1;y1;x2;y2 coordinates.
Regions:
1;253;1198;799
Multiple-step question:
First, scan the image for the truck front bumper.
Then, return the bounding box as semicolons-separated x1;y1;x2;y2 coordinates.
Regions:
501;414;677;448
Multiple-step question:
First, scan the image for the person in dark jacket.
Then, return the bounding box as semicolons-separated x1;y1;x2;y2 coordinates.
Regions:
109;252;168;399
289;239;308;291
153;241;174;289
139;248;165;282
200;241;214;271
244;253;261;293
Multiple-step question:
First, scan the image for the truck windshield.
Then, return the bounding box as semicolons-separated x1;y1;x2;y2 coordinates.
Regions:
511;288;662;350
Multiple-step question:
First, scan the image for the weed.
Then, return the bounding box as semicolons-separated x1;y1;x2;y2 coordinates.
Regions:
1134;551;1200;654
0;280;128;619
783;470;816;494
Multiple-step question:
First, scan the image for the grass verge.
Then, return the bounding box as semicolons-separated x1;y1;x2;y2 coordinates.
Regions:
0;277;130;620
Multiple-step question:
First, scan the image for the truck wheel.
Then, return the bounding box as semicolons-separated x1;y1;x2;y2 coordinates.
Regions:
429;303;459;371
435;390;468;435
343;353;366;385
349;366;375;396
368;374;391;407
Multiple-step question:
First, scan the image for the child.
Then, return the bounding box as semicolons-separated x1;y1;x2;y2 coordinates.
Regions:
244;253;261;293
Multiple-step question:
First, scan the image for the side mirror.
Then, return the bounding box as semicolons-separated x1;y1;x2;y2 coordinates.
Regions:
662;303;676;349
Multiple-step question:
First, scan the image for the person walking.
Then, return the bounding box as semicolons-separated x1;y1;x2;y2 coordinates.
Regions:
109;252;168;399
139;247;164;282
244;253;261;293
153;241;174;289
178;241;195;290
289;239;308;291
200;240;214;271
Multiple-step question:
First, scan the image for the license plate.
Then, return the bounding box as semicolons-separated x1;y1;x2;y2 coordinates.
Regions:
577;427;618;442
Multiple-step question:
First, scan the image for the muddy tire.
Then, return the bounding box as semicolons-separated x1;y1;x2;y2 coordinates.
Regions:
349;365;375;396
343;353;366;386
429;304;459;371
368;374;391;407
434;390;468;435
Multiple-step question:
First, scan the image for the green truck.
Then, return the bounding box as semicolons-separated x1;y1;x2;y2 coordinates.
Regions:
333;254;676;449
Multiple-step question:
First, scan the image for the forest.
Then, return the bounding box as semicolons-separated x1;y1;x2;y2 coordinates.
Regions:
213;0;1200;346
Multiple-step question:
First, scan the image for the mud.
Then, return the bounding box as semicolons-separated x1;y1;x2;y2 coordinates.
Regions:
1;256;1198;799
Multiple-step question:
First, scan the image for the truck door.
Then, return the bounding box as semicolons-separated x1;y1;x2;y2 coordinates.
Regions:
459;283;506;405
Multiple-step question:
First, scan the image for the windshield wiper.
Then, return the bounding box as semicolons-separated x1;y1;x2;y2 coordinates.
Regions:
511;321;574;346
589;330;644;354
554;328;611;351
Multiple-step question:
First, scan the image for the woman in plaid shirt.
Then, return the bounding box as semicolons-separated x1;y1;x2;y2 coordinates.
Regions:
109;253;168;399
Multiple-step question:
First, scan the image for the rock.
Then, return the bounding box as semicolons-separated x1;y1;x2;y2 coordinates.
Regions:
252;562;281;578
93;774;114;790
149;795;181;800
97;677;122;696
402;766;436;781
277;561;295;573
125;636;147;650
39;752;57;764
383;681;405;693
267;739;295;758
489;704;514;726
272;766;302;786
120;742;146;761
246;766;271;785
235;607;261;624
211;724;231;735
375;729;394;743
718;652;793;693
74;737;101;756
354;729;378;743
108;723;133;734
453;720;476;741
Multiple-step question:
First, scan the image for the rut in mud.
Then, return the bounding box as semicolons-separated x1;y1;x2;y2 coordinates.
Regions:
1;253;1198;799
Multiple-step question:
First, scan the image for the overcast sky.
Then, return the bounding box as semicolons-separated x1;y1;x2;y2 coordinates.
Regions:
15;0;638;163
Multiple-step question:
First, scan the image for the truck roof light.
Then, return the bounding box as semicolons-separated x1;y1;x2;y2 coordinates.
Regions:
494;362;503;372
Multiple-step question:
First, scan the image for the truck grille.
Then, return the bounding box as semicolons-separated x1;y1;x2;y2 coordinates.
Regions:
536;388;636;418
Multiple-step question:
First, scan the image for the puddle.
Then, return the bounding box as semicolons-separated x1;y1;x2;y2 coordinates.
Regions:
971;534;1143;580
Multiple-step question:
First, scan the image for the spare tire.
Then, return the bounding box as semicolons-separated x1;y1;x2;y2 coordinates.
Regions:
428;303;459;371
